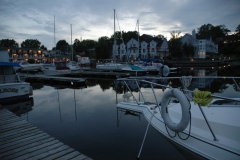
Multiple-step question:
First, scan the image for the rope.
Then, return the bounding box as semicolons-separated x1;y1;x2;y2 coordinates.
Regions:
180;76;193;101
193;89;213;107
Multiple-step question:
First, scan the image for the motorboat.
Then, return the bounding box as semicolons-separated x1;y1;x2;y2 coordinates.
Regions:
41;61;71;76
76;56;91;69
67;61;82;73
116;76;240;160
14;61;44;72
0;61;33;103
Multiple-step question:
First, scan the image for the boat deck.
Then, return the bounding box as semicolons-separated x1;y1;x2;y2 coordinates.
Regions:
0;108;93;160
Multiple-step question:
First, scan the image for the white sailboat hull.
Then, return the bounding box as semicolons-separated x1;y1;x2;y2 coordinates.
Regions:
96;63;126;71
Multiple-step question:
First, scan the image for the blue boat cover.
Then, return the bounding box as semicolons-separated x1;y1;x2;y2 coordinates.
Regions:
0;61;21;67
129;65;145;70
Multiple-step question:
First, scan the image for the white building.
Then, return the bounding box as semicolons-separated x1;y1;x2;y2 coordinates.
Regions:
114;36;169;61
181;29;218;59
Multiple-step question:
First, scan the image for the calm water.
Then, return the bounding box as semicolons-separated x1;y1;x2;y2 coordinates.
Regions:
7;66;240;160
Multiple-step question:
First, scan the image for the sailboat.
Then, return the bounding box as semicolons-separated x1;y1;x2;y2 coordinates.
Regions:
96;9;126;71
41;16;71;76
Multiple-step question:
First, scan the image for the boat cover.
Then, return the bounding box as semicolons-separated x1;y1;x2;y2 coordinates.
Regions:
0;62;21;67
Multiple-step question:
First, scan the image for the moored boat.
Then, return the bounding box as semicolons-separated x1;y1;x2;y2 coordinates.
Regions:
116;76;240;159
41;61;71;76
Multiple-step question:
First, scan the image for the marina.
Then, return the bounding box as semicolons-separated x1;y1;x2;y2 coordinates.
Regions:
0;65;239;159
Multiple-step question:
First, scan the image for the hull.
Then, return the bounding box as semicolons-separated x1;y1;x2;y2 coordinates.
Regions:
0;82;32;102
41;69;71;76
96;63;126;71
117;100;240;160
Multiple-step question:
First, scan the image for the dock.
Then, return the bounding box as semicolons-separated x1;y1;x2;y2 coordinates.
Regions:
0;108;93;160
74;70;131;78
22;75;86;87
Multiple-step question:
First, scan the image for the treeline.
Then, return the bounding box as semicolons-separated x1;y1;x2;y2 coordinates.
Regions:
1;24;239;60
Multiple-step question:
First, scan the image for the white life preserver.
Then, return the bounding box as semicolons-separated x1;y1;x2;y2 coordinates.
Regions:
161;88;190;132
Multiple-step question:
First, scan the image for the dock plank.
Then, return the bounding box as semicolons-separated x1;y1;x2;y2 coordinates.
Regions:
70;154;89;160
0;109;93;160
25;144;70;160
1;139;58;160
42;148;76;160
12;141;65;160
0;130;42;146
56;151;82;160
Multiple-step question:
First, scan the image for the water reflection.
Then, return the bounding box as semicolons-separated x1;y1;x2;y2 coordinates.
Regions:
1;96;34;117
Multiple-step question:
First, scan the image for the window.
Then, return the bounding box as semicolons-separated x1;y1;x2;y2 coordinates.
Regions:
151;48;155;52
143;49;145;53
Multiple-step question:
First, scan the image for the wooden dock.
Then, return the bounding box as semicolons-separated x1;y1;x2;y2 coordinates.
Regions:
0;108;93;160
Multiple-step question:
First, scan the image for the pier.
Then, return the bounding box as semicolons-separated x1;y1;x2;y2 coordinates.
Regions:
0;108;93;160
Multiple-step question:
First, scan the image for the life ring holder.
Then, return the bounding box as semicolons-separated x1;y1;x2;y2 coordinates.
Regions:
161;88;191;139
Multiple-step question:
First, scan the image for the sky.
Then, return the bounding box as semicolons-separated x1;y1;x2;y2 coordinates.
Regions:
0;0;240;50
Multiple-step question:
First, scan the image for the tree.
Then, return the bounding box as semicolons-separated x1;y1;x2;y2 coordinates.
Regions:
56;40;69;53
170;31;181;39
21;39;40;48
235;24;240;35
168;31;182;59
73;39;81;52
197;24;230;42
21;39;41;48
0;39;19;48
95;36;111;59
182;43;194;59
40;45;47;50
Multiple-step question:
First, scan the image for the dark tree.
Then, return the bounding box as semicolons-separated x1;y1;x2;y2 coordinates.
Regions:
21;39;41;48
182;43;194;59
197;24;230;42
40;45;47;50
56;40;69;53
95;36;111;59
0;39;19;48
168;31;182;59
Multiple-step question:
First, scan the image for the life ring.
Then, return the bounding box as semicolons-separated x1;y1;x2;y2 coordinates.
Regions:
161;88;190;132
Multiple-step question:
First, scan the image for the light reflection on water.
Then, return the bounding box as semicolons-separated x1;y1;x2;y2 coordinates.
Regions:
7;66;240;160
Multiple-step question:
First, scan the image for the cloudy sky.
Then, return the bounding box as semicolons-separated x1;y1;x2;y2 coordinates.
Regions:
0;0;239;50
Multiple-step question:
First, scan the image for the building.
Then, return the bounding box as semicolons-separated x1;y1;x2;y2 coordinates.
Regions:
113;36;169;61
5;48;72;63
7;48;45;63
181;29;218;59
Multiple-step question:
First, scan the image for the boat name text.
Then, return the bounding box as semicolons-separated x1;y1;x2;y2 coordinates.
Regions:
0;88;18;93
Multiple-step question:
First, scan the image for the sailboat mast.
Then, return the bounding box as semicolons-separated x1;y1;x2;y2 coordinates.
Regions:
54;15;56;59
71;24;73;61
138;20;139;57
114;9;116;61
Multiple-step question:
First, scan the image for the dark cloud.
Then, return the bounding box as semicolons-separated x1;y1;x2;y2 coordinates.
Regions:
0;0;239;49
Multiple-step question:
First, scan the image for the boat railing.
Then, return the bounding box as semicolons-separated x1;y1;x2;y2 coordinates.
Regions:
117;76;240;140
117;76;240;104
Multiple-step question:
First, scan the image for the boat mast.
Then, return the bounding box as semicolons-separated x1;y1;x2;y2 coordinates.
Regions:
71;24;73;61
54;15;56;60
138;20;139;59
113;9;116;62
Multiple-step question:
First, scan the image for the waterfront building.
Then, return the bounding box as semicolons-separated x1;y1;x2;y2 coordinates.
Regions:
114;36;169;61
7;48;46;63
5;48;72;63
181;29;218;59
